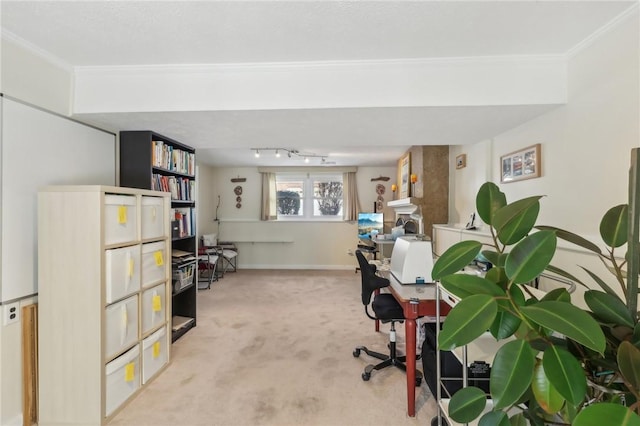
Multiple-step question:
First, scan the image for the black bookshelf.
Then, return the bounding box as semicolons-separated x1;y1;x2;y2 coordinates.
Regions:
120;130;197;342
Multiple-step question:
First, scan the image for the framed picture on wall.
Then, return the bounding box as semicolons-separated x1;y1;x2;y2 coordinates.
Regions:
398;152;411;198
500;143;541;183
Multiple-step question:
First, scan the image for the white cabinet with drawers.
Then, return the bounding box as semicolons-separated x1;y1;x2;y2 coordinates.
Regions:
38;186;172;426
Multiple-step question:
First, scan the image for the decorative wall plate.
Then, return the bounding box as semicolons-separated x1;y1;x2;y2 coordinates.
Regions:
377;195;384;202
234;185;243;195
236;202;242;209
376;200;383;211
376;184;385;195
236;196;242;202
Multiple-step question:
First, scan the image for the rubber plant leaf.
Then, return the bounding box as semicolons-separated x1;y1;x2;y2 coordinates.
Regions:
531;360;565;414
579;266;623;301
476;182;506;226
440;274;505;300
540;287;571;303
448;386;487;424
491;339;535;409
600;204;629;248
537;225;602;255
542;345;587;406
585;290;635;328
480;250;503;267
573;403;640;426
438;294;498;350
478;410;510;426
485;266;508;288
633;323;640;346
490;310;522;340
618;341;640;393
545;264;587;288
432;240;482;280
491;284;525;340
505;230;557;284
521;301;606;354
493;196;542;246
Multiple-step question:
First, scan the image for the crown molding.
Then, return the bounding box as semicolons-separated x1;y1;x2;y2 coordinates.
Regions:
567;2;639;59
74;54;566;76
1;29;73;72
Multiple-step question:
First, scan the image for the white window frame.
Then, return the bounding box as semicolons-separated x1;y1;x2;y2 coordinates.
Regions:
275;172;343;221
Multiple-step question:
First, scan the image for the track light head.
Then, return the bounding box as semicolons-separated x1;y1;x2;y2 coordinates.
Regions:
275;150;280;158
255;149;260;158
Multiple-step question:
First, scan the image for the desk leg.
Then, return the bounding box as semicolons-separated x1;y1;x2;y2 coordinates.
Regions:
405;318;417;417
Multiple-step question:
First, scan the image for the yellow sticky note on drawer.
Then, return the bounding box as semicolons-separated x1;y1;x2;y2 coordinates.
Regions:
125;363;135;382
152;295;161;312
153;341;161;358
128;259;134;277
118;206;128;224
154;251;164;266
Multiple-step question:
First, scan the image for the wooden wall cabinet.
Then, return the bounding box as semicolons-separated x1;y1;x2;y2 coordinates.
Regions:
38;186;171;425
119;130;197;342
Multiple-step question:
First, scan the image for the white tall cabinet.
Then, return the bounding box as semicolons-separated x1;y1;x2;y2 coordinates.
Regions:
38;186;172;425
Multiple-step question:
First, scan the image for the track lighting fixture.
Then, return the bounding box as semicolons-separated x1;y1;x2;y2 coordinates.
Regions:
250;147;328;164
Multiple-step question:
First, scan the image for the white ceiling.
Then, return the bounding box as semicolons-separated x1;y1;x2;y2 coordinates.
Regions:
1;1;637;167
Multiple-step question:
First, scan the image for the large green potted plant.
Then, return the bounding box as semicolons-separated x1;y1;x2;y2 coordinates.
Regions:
431;149;640;425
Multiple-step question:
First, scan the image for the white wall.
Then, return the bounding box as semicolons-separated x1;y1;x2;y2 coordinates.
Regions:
196;165;396;269
1;37;73;115
447;9;639;299
0;37;76;426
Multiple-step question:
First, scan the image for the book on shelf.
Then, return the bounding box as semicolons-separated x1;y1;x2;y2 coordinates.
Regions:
171;207;193;237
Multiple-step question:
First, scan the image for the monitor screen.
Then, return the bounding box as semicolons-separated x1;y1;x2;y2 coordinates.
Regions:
358;212;384;239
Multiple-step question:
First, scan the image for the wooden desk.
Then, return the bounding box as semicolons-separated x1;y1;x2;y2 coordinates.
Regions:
387;275;451;417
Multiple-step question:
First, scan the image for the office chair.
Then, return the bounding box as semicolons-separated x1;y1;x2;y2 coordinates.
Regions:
352;250;423;386
355;238;378;273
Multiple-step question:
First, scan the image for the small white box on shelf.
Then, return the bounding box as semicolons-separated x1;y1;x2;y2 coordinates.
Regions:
141;196;165;240
141;327;168;384
104;194;137;245
105;344;140;417
141;283;166;334
105;295;139;359
105;245;141;303
141;241;167;287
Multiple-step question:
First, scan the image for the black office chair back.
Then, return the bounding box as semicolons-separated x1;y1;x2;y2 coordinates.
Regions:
355;250;391;306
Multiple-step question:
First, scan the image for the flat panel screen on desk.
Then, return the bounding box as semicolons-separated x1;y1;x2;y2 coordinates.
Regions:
358;212;383;239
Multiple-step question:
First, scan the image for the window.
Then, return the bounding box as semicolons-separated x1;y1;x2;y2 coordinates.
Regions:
276;173;343;220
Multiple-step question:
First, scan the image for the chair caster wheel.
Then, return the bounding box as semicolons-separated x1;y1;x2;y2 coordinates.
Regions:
415;377;422;387
362;372;370;381
353;348;361;357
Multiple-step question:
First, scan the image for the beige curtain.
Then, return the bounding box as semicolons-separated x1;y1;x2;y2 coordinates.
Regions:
343;171;360;221
260;172;277;221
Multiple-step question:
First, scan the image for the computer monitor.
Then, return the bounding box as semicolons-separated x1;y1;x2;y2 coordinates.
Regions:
358;212;384;239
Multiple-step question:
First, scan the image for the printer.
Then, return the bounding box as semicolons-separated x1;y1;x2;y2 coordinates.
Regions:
389;237;435;284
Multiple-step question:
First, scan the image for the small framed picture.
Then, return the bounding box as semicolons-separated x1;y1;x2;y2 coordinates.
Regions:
500;144;541;183
456;154;466;169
